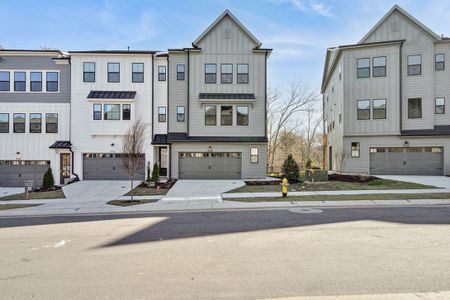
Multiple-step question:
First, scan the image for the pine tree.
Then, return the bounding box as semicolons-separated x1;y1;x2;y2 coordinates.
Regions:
282;154;300;182
151;163;160;188
43;167;54;189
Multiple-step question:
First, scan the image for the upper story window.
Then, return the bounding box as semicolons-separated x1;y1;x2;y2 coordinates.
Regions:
373;99;386;119
158;66;166;81
122;104;131;120
46;72;58;92
30;72;42;91
205;64;216;83
93;104;102;120
0;113;9;133
407;55;422;76
221;106;233;125
250;147;259;163
0;71;10;91
373;56;386;77
29;113;42;133
177;64;185;80
357;99;370;120
104;104;120;120
435;54;445;71
13;113;25;133
221;64;233;84
435;97;445;114
83;62;95;82
158;106;166;122
108;63;120;83
237;64;249;84
14;72;26;91
176;106;185;122
205;105;217;126
237;106;249;126
357;58;370;78
132;63;144;83
46;113;58;133
408;98;422;118
351;142;360;158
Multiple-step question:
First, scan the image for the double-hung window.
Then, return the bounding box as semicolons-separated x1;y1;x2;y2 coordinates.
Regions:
104;104;120;120
221;106;233;125
29;113;42;133
372;57;386;77
122;104;131;120
357;58;370;78
83;62;95;82
108;63;120;82
13;113;25;133
407;55;422;75
176;106;185;122
14;72;26;91
205;64;216;83
205;106;217;126
30;72;42;91
435;97;445;114
158;106;166;122
0;113;9;133
158;66;166;81
372;99;387;119
177;64;185;80
250;147;259;163
93;104;102;120
0;71;10;91
351;142;360;158
221;64;232;83
237;64;249;83
132;63;144;83
357;99;370;120
237;106;249;126
46;113;58;133
46;72;58;92
408;98;422;118
435;54;445;71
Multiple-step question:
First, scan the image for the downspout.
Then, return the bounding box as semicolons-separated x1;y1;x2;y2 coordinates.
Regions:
68;58;79;181
166;55;169;134
151;54;154;139
264;51;268;141
187;50;190;136
322;93;326;170
399;42;403;134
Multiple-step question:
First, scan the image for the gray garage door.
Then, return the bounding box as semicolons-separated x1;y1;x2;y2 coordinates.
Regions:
0;160;50;187
83;153;145;180
179;152;242;179
370;147;443;175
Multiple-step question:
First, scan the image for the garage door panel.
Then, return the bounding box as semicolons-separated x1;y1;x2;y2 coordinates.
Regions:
83;154;145;180
0;161;49;187
179;152;241;179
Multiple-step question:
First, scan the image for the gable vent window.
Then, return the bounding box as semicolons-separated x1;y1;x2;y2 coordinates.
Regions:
390;22;399;33
435;54;445;71
223;28;231;39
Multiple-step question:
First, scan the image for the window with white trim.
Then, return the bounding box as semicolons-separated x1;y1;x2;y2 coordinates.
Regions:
250;147;259;163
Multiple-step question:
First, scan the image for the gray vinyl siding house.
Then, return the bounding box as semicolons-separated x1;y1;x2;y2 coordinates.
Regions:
322;5;450;176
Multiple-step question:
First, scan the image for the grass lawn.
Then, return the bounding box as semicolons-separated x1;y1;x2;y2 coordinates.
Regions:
230;192;450;202
0;190;66;201
125;186;169;196
227;179;437;193
107;199;158;207
0;204;42;210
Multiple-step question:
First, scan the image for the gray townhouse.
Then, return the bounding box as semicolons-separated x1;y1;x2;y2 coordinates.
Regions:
322;5;450;176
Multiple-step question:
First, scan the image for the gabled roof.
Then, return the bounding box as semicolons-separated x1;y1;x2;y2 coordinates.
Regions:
192;9;262;48
359;5;441;44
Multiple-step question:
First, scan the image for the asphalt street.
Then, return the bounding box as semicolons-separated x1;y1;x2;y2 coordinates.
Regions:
1;206;450;299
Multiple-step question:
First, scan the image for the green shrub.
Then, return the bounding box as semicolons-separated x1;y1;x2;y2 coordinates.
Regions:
43;167;54;189
151;163;160;188
282;154;300;182
305;169;328;182
305;158;314;169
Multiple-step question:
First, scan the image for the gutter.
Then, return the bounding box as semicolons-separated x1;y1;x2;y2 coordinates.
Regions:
399;41;404;133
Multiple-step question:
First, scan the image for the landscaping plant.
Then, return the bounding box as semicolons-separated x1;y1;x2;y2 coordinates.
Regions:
282;154;300;182
151;162;160;189
43;167;54;190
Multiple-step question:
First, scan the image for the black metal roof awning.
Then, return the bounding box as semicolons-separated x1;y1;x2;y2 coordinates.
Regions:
87;90;136;99
402;125;450;136
199;93;255;100
152;134;169;145
49;141;72;149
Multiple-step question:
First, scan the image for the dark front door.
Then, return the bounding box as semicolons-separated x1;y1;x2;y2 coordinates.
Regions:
158;147;168;177
60;153;71;184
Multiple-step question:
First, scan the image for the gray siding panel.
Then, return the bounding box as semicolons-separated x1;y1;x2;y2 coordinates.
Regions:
168;53;188;133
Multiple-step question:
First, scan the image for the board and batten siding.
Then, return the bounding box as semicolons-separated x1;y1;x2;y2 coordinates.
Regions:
432;42;450;126
153;56;168;135
168;53;188;133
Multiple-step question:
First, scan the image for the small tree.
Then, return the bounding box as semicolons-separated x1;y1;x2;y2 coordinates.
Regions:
282;154;300;182
122;119;146;201
151;163;160;189
43;167;54;189
305;158;314;169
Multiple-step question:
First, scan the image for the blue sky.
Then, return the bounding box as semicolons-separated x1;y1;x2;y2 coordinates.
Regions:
1;0;450;93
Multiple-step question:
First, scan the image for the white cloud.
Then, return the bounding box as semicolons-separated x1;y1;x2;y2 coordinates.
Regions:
310;2;333;17
268;0;332;17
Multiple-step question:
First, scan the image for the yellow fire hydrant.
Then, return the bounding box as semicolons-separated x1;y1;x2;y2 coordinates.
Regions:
281;178;288;197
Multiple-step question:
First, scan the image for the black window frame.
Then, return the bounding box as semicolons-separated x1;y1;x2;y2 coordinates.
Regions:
158;66;166;81
103;104;120;120
220;64;233;84
176;106;185;122
0;113;9;133
351;142;360;158
357;58;370;79
45;113;58;133
132;63;144;83
221;105;233;126
0;71;10;91
237;106;249;126
46;72;58;92
435;97;445;114
14;71;26;92
250;147;259;163
122;104;131;120
237;64;249;84
83;62;96;82
408;98;422;119
357;99;371;120
29;113;42;133
13;113;25;133
177;64;185;81
372;56;386;77
205;64;216;84
30;72;42;92
158;106;166;122
372;98;387;119
93;104;102;120
205;105;217;126
435;54;445;71
407;55;422;76
107;62;120;83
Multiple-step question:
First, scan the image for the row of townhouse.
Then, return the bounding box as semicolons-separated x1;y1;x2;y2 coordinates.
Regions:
322;5;450;176
0;10;271;187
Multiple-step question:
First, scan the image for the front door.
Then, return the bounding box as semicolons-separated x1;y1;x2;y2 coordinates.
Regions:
60;153;71;184
158;147;168;177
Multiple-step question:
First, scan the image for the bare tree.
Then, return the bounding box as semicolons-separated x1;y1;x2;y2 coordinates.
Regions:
122;119;147;201
334;151;348;173
267;82;318;172
298;103;323;167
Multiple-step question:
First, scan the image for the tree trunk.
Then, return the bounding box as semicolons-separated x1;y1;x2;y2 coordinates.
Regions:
130;175;134;201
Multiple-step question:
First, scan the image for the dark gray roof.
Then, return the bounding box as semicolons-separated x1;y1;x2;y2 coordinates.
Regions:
167;133;267;143
70;50;157;54
401;125;450;136
152;134;169;145
49;141;72;149
87;91;136;99
199;93;255;100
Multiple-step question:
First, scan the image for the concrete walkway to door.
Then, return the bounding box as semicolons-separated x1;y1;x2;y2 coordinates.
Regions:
162;180;245;203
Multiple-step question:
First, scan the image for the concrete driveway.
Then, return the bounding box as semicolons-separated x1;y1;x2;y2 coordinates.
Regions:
377;175;450;189
163;180;245;203
0;187;24;198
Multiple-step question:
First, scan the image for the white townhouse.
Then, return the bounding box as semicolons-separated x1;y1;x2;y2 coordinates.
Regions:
322;5;450;176
0;49;71;187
